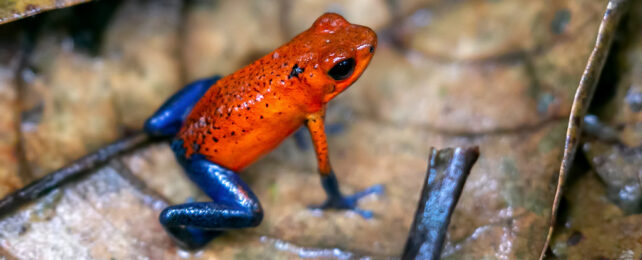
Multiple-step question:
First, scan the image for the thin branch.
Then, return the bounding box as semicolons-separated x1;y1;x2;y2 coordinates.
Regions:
539;0;631;258
402;146;479;260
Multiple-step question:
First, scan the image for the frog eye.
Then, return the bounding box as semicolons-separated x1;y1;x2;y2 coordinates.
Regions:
328;58;355;81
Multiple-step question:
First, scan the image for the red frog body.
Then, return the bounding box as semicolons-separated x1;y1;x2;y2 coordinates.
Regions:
179;13;377;172
144;13;380;250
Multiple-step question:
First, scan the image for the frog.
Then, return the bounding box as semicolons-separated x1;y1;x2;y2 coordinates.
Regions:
143;13;381;249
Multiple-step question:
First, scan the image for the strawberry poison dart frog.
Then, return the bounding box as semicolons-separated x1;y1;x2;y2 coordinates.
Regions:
144;13;380;249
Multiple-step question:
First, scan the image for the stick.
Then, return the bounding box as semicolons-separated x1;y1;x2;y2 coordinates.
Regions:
539;1;631;258
402;146;479;260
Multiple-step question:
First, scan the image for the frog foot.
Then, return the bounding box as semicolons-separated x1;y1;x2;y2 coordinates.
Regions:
309;184;384;219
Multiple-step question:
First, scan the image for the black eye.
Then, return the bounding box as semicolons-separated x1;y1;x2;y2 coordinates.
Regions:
328;58;355;81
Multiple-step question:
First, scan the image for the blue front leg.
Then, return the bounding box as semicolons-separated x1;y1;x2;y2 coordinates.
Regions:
144;76;220;137
160;139;263;249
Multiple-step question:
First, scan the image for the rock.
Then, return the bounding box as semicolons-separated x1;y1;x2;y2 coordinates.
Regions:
0;27;22;197
583;141;642;213
181;0;284;81
550;171;642;259
284;0;392;37
20;34;120;178
0;166;175;259
103;0;183;129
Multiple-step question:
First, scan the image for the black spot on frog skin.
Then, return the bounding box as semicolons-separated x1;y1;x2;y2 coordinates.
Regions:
288;64;304;79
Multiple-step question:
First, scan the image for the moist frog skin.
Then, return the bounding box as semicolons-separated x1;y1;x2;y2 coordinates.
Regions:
144;13;380;249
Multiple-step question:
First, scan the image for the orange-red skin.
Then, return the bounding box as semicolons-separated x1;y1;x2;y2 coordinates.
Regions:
178;13;377;173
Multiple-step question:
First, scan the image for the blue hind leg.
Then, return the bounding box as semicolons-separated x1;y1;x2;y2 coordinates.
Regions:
144;76;220;137
160;140;263;249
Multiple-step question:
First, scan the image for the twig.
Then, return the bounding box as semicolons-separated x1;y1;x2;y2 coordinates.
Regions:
0;132;153;217
539;0;631;259
402;146;479;260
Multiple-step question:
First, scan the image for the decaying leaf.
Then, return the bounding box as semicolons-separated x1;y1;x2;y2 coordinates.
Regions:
0;0;91;25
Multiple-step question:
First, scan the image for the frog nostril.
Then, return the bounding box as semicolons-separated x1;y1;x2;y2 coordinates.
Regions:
369;45;375;53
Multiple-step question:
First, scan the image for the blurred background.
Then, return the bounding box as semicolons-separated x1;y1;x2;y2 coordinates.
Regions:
0;0;640;259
